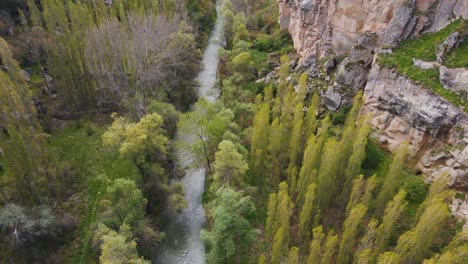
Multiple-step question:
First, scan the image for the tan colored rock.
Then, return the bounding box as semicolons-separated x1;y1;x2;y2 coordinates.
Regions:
278;0;468;60
362;64;468;189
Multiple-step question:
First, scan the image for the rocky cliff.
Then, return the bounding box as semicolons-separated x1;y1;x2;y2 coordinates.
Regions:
278;0;468;60
275;0;468;226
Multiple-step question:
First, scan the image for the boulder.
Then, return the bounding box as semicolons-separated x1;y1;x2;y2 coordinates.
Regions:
413;58;438;70
439;66;468;93
324;58;336;74
436;32;461;63
323;86;342;111
350;45;374;66
335;57;369;92
20;69;30;82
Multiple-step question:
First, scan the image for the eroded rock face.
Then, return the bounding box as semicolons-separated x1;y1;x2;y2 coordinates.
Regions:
278;0;468;60
362;64;468;189
439;66;468;94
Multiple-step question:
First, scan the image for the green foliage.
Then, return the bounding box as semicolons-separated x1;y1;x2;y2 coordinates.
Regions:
178;99;235;171
102;178;147;228
337;204;367;264
202;187;259;264
94;224;149;264
103;113;168;165
213;140;248;189
306;226;324;264
378;20;467;110
395;200;451;264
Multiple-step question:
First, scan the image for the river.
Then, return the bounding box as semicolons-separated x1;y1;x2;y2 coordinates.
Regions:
154;2;224;263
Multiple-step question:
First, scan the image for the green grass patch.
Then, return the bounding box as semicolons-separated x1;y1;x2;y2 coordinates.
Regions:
47;120;139;262
378;19;467;111
445;36;468;68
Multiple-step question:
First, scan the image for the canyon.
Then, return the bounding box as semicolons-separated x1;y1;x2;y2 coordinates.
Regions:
276;0;468;226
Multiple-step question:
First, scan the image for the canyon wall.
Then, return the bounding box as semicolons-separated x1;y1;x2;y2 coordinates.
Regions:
278;0;468;60
275;0;468;225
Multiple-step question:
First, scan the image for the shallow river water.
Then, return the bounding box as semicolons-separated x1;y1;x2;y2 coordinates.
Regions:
154;2;224;263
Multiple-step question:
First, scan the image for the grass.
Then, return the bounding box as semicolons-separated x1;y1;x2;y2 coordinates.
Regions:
47;120;139;262
378;19;467;111
445;36;468;68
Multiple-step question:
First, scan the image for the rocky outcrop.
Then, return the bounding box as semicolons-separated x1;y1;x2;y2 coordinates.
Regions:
362;64;467;189
439;66;468;94
278;0;468;60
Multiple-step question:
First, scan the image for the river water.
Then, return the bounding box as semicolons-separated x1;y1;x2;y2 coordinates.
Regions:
154;2;224;263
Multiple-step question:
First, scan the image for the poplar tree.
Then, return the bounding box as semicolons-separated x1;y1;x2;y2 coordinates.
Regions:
376;143;409;212
296;73;308;103
374;190;408;256
337;91;363;179
304;93;320;140
296;134;318;206
322;230;339;264
287;247;299;264
354;218;378;264
337;204;367;264
345;175;366;217
28;0;43;27
377;252;401;264
395;201;451;264
316;138;341;210
307;226;324;264
269;118;284;184
287;103;304;175
250;104;270;180
298;183;317;244
265;193;278;243
341;115;371;208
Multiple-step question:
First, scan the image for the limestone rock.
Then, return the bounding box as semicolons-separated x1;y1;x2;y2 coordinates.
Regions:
436;32;461;63
278;0;467;60
335;57;369;92
378;0;415;47
324;58;336;74
362;64;468;189
350;45;374;66
323;86;342;111
439;66;468;94
413;58;438;70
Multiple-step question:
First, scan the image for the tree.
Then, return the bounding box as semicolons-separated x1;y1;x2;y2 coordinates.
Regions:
250;103;270;180
296;134;318;206
345;175;366;217
374;190;408;256
268;182;293;263
322;229;339;264
298;183;317;244
0;37;52;205
287;103;304;177
307;226;324;264
103;178;147;228
377;252;401;264
304;93;320;140
316;138;341;210
178;100;235;172
213;140;248;189
337;204;367;264
376;143;409;212
202;187;259;264
395;201;451;264
28;0;42;27
94;224;149;264
341;115;371;208
354;218;378;264
103;113;168;165
265;193;278;243
287;247;299;264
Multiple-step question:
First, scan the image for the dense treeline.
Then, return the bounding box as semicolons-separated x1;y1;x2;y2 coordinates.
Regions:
0;0;216;262
195;1;467;264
